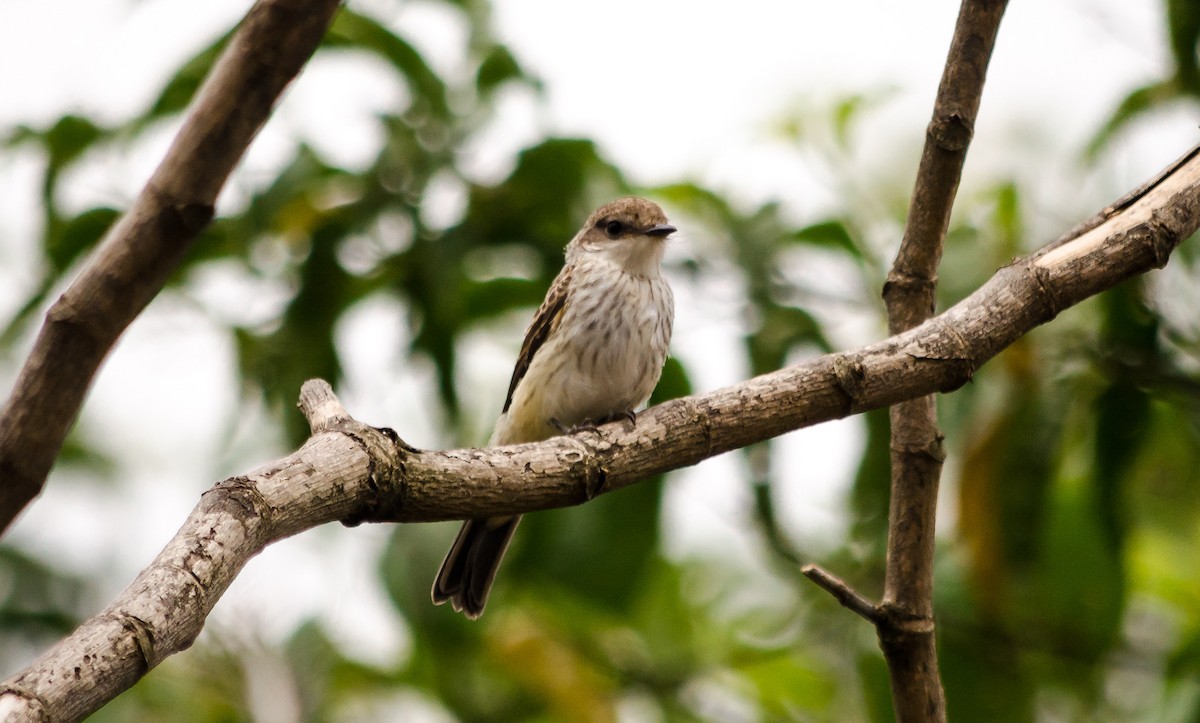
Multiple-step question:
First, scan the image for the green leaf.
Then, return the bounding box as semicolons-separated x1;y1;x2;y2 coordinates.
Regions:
458;139;624;252
1168;0;1200;92
651;355;692;404
744;653;838;720
42;115;105;172
747;304;830;373
48;206;119;271
848;407;891;564
135;32;231;131
325;9;451;120
1086;81;1175;159
0;546;88;642
462;277;545;321
789;219;860;257
513;475;664;614
237;215;365;445
476;45;526;96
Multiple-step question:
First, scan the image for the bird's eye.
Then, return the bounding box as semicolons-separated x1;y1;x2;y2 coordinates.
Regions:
604;220;624;238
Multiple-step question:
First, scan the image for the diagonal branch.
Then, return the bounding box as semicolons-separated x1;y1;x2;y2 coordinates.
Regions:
885;0;1010;327
2;145;1198;721
0;0;344;536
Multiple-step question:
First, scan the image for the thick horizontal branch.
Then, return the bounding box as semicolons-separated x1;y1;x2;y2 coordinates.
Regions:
1;145;1198;720
0;0;343;535
383;144;1198;523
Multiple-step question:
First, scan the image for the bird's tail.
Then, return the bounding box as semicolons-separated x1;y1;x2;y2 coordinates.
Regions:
431;515;521;619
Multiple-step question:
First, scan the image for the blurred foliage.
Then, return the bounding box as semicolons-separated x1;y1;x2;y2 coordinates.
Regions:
4;1;1200;721
1087;0;1200;155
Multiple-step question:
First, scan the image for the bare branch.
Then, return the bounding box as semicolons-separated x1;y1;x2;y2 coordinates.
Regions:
879;1;1007;719
0;0;344;535
299;378;353;432
884;0;1010;326
2;145;1197;720
801;565;881;623
0;432;384;721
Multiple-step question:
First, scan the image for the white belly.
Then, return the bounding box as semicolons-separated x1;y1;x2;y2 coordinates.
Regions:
492;270;672;446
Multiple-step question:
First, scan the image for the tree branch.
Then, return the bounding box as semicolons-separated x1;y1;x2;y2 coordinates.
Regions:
0;0;344;536
801;564;882;623
880;1;1006;719
885;0;1009;324
2;144;1197;720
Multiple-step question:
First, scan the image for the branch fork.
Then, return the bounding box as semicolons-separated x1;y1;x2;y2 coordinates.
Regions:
805;2;1010;720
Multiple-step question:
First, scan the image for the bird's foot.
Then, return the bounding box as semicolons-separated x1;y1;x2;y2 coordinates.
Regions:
549;409;637;436
550;417;597;435
592;409;637;430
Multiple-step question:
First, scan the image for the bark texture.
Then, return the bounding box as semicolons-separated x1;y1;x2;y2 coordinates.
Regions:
0;0;344;535
2;144;1198;720
881;1;1008;719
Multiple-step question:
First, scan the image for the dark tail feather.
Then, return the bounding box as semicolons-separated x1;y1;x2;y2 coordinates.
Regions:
431;515;521;619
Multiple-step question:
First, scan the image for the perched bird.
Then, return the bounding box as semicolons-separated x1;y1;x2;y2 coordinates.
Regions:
432;197;677;619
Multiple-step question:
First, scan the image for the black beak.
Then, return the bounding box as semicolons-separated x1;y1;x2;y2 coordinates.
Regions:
643;224;676;238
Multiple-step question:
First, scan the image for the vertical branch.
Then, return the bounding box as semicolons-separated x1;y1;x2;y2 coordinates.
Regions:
880;1;1008;720
0;0;343;535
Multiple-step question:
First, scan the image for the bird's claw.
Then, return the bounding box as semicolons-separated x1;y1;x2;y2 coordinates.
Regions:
550;409;637;436
550;417;596;435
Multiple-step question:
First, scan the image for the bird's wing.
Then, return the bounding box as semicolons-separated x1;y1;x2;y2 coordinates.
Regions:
501;265;571;413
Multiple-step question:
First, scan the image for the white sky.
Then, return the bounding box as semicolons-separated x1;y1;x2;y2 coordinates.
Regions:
0;0;1190;682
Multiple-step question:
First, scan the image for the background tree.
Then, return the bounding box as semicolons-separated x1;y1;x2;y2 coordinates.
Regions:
2;1;1200;720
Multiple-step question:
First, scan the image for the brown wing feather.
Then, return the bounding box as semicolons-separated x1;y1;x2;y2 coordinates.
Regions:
501;266;571;413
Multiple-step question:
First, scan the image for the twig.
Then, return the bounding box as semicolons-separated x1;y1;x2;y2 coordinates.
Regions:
2;147;1198;719
801;565;881;623
0;0;344;535
298;379;352;432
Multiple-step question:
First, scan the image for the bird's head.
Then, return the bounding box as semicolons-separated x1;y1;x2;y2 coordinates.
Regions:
567;197;676;276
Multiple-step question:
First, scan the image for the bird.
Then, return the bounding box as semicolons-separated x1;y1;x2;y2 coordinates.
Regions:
431;197;677;619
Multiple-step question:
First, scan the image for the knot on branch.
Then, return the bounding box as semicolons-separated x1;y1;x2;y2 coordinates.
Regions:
338;425;413;526
144;181;216;239
695;400;717;457
929;317;977;392
43;293;113;350
1026;262;1066;324
802;565;940;645
876;602;937;643
927;112;973;152
890;435;947;465
831;354;868;415
296;378;416;526
113;612;156;671
883;270;938;298
896;317;977;393
1140;216;1180;269
555;434;611;502
882;271;938;324
208;475;273;524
